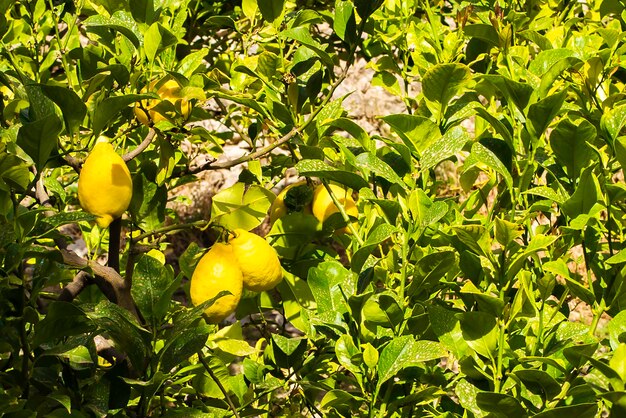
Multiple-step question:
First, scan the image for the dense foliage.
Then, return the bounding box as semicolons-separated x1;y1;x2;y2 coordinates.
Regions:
2;0;626;416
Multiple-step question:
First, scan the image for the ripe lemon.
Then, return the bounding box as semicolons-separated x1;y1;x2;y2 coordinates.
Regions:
134;79;192;125
312;183;358;234
190;243;243;323
268;181;313;226
78;141;133;228
228;229;283;292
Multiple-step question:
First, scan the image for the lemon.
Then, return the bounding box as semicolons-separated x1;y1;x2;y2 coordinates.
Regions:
312;183;358;234
228;229;283;292
190;243;243;323
78;141;133;228
134;79;192;126
268;181;313;226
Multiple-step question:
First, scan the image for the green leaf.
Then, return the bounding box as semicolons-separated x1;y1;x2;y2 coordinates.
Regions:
84;11;143;49
143;22;178;64
131;253;177;326
561;166;602;218
464;24;499;46
353;0;383;19
422;63;472;114
355;152;404;186
176;50;207;78
308;260;355;315
87;301;151;369
480;75;534;112
528;49;577;76
382;114;441;155
34;302;94;346
210;183;274;231
295;159;369;190
549;119;596;179
92;93;153;136
159;320;211;372
335;335;360;375
420;126;470;171
602;104;626;143
460;311;498;359
408;252;457;296
455;379;485;417
0;147;32;192
17;114;63;169
537;56;582;98
495;217;523;247
334;0;357;44
39;85;87;136
429;305;471;358
532;403;597;418
351;223;398;272
476;392;527;418
522;186;568;204
527;90;567;139
464;141;513;190
608;311;626;350
281;27;333;67
377;336;446;389
258;0;284;22
362;291;403;328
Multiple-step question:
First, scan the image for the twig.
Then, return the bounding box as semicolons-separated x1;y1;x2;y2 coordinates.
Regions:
58;271;91;301
187;127;299;174
122;129;157;162
198;351;241;418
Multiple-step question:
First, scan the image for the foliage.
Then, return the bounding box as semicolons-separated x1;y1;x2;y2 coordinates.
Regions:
1;0;626;416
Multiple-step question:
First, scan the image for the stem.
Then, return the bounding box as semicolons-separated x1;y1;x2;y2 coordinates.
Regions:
131;220;208;243
108;218;121;272
399;231;410;300
198;351;241;418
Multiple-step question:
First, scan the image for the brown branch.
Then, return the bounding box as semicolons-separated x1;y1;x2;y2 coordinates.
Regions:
56;248;140;319
122;128;156;162
63;154;83;173
58;271;91;302
186;127;299;174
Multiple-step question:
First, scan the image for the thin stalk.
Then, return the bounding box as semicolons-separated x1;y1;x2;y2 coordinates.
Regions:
198;351;241;418
320;180;364;246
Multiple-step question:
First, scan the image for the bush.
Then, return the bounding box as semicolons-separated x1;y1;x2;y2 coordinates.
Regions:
1;0;626;416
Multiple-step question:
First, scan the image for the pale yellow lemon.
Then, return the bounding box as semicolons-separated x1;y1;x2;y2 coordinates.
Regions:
78;141;133;228
134;79;192;125
190;243;243;323
311;183;358;234
228;229;283;292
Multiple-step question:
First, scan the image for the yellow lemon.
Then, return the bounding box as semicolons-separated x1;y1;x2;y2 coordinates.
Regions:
134;79;192;126
268;181;313;226
78;141;133;228
312;183;358;234
190;243;243;323
228;229;283;292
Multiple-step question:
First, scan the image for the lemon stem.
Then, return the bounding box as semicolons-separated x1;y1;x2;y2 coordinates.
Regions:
321;180;364;246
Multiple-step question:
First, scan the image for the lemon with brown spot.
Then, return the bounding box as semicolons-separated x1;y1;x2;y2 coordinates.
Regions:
78;140;133;228
228;229;283;292
190;243;243;323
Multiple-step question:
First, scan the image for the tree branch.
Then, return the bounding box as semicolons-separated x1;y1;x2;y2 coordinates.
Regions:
186;127;299;174
55;248;140;319
58;271;91;302
122;128;157;162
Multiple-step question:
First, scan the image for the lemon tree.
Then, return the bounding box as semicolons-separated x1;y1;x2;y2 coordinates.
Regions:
1;0;626;416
